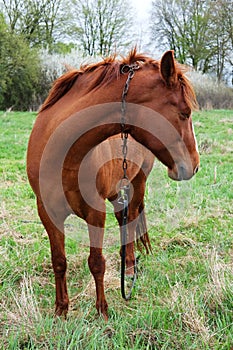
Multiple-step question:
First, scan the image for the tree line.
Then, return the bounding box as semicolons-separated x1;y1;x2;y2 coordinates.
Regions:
0;0;232;110
151;0;233;83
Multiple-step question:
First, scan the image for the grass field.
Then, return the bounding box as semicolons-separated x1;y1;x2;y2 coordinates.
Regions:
0;109;233;349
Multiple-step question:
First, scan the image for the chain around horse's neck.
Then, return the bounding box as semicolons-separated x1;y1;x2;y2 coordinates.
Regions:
119;63;139;300
120;63;140;179
121;63;140;134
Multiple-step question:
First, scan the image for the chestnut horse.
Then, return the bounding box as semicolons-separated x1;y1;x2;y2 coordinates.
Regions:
27;50;199;321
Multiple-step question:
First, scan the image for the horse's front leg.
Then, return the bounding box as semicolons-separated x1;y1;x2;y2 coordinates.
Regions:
87;211;108;321
37;198;69;317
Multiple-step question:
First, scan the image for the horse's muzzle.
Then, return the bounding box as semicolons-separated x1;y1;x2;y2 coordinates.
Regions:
168;163;199;181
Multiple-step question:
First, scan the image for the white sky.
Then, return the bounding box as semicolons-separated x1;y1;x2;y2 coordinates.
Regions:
129;0;153;52
130;0;152;22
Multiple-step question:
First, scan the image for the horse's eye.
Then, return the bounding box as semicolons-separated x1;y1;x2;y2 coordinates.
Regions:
179;112;190;120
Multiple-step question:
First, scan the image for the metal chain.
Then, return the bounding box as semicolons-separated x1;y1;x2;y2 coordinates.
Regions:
120;63;139;181
121;63;139;133
119;63;139;300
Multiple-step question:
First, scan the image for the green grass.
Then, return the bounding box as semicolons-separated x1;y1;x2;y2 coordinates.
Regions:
0;109;233;349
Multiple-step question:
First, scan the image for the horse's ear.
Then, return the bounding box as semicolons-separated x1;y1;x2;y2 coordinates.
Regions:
160;50;177;86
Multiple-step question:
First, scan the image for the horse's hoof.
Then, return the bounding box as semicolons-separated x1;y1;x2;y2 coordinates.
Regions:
102;312;108;322
125;266;135;277
55;306;68;319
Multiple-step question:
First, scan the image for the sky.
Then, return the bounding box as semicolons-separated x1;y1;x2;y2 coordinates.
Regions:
129;0;154;52
131;0;152;21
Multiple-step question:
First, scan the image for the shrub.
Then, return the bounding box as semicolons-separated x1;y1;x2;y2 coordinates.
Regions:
0;19;41;111
34;48;92;110
188;71;233;110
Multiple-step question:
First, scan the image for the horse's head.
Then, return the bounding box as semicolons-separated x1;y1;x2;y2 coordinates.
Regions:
129;50;200;181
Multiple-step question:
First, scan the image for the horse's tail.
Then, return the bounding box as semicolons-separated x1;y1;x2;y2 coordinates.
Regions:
136;203;152;254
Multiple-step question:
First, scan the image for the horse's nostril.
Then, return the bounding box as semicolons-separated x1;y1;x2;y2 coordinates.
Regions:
194;166;199;174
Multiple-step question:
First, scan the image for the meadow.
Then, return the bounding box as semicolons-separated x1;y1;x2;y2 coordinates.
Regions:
0;109;232;349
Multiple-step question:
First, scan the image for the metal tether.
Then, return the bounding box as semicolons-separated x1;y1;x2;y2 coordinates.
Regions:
118;63;139;300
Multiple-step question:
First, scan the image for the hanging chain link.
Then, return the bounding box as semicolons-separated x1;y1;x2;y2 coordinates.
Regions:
118;63;139;300
120;63;139;183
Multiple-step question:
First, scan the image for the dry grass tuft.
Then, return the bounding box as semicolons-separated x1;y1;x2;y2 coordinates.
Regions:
169;283;211;342
2;274;43;330
161;234;196;250
181;292;210;340
204;248;233;309
167;247;233;344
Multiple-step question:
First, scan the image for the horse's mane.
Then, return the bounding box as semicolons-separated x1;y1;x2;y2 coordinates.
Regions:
40;48;197;112
177;70;198;111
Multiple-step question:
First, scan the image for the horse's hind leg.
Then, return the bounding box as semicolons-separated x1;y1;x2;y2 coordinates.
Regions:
86;210;108;321
136;201;152;254
37;198;69;317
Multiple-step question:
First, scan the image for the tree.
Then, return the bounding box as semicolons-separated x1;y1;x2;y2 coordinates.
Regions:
151;0;212;69
0;13;8;106
151;0;233;82
67;0;133;56
1;0;63;48
0;13;41;110
209;0;233;82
